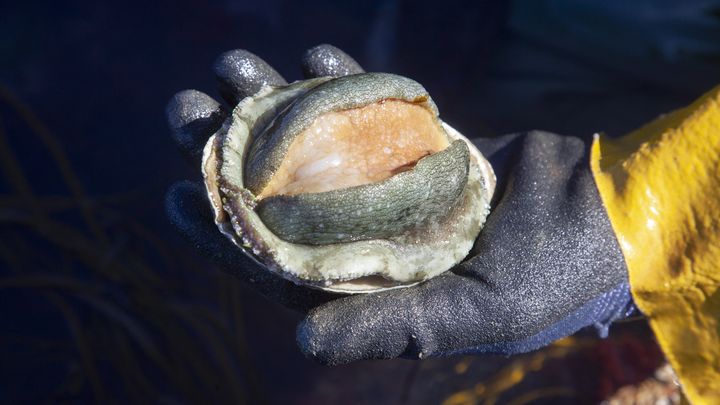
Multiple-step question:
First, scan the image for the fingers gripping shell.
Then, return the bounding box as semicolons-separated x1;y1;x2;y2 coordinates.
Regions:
202;73;495;293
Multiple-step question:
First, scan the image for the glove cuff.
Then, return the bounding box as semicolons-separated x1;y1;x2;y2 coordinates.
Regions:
591;282;636;338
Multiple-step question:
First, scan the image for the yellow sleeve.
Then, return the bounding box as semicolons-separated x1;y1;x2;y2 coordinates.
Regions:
591;86;720;403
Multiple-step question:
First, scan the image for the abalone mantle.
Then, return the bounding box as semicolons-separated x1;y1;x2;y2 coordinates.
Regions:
202;73;496;293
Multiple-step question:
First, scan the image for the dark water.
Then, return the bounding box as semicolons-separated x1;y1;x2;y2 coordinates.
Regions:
1;0;718;403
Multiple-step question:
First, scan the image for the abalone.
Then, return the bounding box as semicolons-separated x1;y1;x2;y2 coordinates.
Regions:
202;73;495;293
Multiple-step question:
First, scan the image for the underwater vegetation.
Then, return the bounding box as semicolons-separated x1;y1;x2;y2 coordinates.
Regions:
0;84;266;403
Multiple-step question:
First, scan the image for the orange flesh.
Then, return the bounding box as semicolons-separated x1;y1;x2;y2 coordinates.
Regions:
258;100;449;198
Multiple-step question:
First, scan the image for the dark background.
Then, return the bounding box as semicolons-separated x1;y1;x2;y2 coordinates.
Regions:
1;0;718;403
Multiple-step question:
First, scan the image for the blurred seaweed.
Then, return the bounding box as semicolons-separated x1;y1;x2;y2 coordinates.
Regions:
0;84;264;403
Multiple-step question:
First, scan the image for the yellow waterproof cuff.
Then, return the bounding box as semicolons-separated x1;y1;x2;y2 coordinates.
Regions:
591;86;720;404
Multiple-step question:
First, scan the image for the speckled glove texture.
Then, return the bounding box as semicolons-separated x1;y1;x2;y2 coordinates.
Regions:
165;45;635;365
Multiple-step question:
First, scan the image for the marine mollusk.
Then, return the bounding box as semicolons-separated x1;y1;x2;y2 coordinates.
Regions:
202;73;495;293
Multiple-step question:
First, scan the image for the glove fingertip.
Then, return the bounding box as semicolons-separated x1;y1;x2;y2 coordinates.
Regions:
301;44;365;78
296;315;345;366
165;180;214;242
213;49;287;105
296;295;416;365
166;180;244;267
166;89;226;162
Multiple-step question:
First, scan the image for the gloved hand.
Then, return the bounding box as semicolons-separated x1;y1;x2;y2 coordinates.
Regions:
165;45;636;365
165;45;363;311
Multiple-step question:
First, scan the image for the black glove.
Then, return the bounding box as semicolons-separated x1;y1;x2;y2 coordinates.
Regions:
165;45;635;365
166;45;363;311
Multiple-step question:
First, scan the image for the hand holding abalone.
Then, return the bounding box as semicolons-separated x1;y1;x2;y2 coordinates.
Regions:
203;72;495;293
